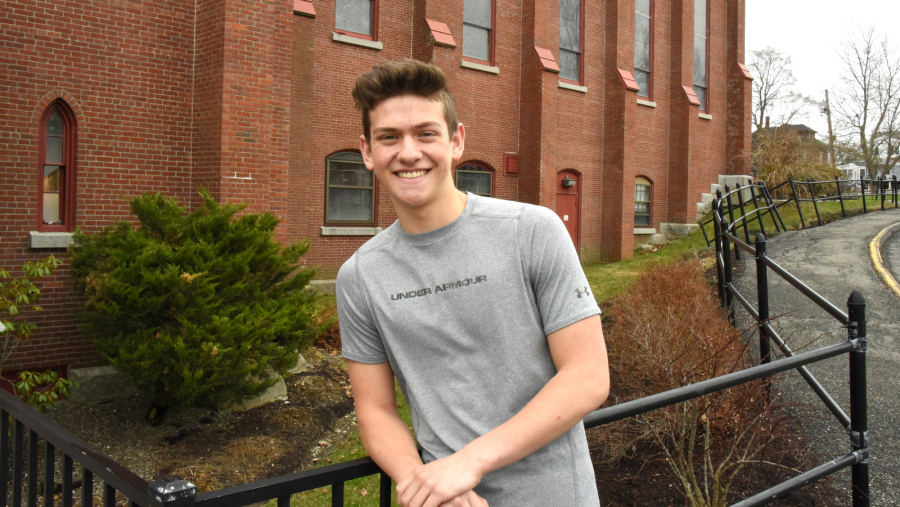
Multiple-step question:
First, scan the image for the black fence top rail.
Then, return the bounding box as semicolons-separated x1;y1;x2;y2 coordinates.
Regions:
0;388;152;506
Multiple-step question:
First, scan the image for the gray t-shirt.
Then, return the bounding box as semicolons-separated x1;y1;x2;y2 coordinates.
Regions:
337;194;602;506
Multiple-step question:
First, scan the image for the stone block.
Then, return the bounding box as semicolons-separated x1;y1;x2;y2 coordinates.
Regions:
307;279;336;295
218;378;287;413
660;223;700;240
650;233;667;245
287;353;308;375
68;365;141;402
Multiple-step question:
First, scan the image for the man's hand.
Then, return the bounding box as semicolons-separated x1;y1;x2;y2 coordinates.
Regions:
438;490;489;507
396;451;485;507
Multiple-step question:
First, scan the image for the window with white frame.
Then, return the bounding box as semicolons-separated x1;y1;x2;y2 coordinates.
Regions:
326;152;374;224
559;0;582;83
335;0;376;39
463;0;493;63
635;177;651;226
634;0;652;98
693;0;708;110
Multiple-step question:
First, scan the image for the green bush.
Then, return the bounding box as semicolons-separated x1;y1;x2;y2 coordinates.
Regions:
70;189;324;408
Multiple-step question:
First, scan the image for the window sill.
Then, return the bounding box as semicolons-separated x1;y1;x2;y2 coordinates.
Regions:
332;33;383;50
637;99;657;108
29;231;75;249
558;81;587;93
320;226;383;236
460;60;499;75
699;113;713;120
633;228;656;235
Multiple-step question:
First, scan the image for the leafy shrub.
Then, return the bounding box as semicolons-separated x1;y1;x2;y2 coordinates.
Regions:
70;189;324;409
594;260;786;507
1;255;74;412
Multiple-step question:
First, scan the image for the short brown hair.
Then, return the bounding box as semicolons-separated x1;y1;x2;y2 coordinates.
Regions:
352;59;458;143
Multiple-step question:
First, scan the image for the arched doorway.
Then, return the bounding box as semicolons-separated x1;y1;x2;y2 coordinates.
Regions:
556;170;581;250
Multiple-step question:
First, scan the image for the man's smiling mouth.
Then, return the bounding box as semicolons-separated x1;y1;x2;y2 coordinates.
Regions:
397;170;429;179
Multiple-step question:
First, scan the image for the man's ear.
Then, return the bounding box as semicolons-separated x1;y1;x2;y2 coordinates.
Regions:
360;135;375;171
452;123;466;161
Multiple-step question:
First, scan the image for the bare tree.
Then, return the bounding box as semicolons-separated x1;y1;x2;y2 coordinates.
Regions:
832;27;900;178
748;47;816;132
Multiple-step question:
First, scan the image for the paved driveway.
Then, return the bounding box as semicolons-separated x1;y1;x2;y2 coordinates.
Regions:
731;209;900;506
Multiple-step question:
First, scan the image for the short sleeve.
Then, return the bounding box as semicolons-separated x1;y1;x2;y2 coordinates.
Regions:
336;254;389;364
520;205;601;335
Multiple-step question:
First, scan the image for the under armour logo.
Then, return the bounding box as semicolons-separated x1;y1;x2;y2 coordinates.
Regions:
575;286;591;298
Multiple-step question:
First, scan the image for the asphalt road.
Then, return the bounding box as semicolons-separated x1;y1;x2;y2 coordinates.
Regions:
731;208;900;506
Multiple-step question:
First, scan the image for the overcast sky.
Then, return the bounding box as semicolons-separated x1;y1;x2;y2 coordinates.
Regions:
745;1;900;135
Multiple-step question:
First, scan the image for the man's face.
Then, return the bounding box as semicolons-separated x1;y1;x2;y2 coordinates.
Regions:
360;94;465;215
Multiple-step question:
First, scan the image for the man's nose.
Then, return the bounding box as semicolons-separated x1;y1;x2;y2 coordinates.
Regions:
397;137;421;164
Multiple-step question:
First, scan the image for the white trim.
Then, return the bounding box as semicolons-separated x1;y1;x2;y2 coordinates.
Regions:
558;81;588;93
320;226;383;236
331;33;383;50
29;231;75;249
460;60;499;74
637;99;657;108
699;113;713;120
633;228;656;235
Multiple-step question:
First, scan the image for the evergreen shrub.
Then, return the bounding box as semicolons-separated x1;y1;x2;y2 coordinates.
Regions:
70;189;324;408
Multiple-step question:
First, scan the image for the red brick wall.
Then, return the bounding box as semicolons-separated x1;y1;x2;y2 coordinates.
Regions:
0;0;196;371
1;0;751;370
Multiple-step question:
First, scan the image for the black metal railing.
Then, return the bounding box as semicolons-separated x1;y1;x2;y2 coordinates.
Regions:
1;181;874;506
698;186;871;506
700;175;900;248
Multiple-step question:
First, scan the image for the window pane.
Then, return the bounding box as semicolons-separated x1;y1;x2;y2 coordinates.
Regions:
693;35;707;85
43;193;61;224
694;85;707;111
46;136;63;164
327;188;373;222
636;0;650;16
634;69;650;98
44;165;61;192
464;0;491;29
336;0;372;36
635;184;650;202
463;25;490;61
634;15;650;72
694;0;707;36
457;171;492;196
560;0;580;51
559;49;579;82
47;112;63;136
328;162;372;188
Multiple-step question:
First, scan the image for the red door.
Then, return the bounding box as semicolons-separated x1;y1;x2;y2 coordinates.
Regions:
556;170;581;250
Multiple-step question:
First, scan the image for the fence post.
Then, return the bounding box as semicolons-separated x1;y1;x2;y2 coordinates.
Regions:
893;175;898;207
724;185;741;261
789;176;806;228
847;291;869;507
861;175;867;213
736;182;751;245
749;184;771;236
807;178;822;226
836;176;847;217
149;477;197;507
755;233;772;399
722;217;735;323
713;194;727;309
880;176;886;210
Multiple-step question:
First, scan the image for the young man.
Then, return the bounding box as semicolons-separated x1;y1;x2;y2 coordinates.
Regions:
337;60;610;507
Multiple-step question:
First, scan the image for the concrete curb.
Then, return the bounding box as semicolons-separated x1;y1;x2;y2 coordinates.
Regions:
869;220;900;298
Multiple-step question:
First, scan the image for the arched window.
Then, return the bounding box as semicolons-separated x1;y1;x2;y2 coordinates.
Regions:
325;151;374;224
635;177;651;226
38;100;77;231
455;162;493;197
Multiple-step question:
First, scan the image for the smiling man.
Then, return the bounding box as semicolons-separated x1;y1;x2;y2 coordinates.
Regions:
336;60;610;507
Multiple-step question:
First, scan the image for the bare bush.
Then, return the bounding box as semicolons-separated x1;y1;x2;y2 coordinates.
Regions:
593;261;790;507
753;129;841;198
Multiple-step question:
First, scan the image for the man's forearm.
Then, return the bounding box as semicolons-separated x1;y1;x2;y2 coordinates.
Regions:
357;404;423;483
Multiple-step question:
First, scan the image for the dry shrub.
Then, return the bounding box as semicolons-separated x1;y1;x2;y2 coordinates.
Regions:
593;260;787;507
753;129;842;198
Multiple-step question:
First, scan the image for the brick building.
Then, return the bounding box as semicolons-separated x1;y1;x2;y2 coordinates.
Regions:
0;0;751;372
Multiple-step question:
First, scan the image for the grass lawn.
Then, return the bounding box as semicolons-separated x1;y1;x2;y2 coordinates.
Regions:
286;192;896;506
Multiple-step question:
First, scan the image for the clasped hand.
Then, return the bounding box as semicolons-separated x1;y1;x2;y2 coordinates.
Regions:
396;453;489;507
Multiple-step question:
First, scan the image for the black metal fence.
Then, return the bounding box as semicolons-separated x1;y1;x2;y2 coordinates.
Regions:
0;181;873;506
